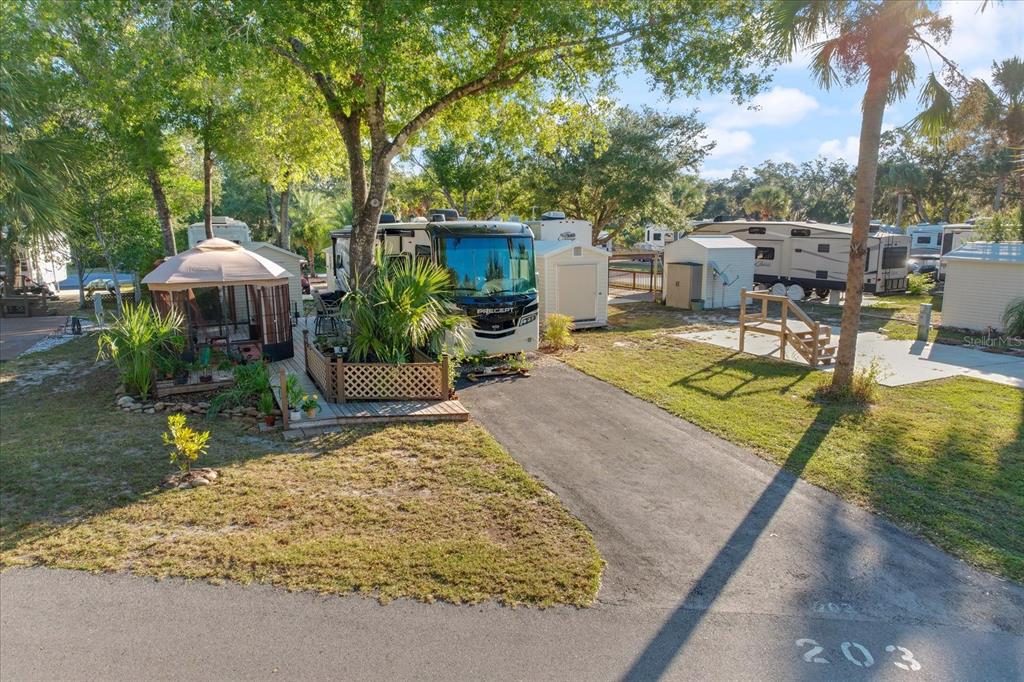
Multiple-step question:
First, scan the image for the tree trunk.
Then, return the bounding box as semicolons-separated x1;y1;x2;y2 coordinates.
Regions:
993;174;1005;212
265;185;280;240
1;237;17;296
74;253;87;309
92;214;124;314
832;69;889;392
147;166;176;256
203;137;214;239
279;183;291;249
894;192;904;228
306;245;315;274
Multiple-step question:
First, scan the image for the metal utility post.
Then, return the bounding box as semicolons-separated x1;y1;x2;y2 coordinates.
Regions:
917;303;932;341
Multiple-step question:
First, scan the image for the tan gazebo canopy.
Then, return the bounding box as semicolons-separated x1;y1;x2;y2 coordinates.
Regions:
144;238;295;361
143;238;288;291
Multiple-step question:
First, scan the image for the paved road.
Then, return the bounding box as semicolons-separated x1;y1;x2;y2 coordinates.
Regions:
0;315;66;361
2;360;1022;680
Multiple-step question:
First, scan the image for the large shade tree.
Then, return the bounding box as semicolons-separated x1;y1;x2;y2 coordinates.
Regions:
527;106;712;244
194;0;772;283
768;0;967;392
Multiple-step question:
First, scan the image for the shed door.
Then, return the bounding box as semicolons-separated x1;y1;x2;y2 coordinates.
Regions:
557;263;597;321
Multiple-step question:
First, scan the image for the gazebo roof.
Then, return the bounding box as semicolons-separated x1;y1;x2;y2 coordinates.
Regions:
143;238;289;291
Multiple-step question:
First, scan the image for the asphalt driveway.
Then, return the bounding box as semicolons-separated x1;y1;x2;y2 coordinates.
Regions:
0;315;66;361
2;359;1022;680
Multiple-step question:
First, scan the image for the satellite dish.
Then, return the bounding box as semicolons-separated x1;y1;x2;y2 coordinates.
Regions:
787;284;805;301
770;282;787;297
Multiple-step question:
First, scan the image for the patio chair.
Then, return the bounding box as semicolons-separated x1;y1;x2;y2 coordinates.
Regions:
313;291;345;336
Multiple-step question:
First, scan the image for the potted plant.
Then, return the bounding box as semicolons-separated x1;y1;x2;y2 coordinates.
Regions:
155;352;177;381
197;346;213;383
285;374;303;421
259;390;276;426
300;393;321;420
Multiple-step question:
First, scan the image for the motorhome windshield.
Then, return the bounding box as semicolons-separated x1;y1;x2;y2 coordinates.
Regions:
437;235;536;296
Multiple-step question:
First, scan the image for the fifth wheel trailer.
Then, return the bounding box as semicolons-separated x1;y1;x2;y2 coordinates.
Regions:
691;220;910;297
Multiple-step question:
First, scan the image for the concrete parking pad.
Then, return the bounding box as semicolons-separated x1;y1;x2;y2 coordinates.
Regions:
675;327;1024;387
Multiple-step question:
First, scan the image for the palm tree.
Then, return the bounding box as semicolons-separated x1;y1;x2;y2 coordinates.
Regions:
743;185;791;220
879;161;928;227
974;57;1024;209
0;63;74;294
768;0;962;392
290;189;335;274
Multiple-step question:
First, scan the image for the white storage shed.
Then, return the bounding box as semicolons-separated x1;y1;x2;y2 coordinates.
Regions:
246;242;305;315
662;235;755;309
941;241;1024;332
534;241;609;328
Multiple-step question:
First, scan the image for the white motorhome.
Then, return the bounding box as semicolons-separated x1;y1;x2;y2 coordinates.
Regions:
330;220;539;355
691;220;911;297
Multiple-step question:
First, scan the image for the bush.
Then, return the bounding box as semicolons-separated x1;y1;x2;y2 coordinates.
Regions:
97;304;184;399
343;248;469;363
162;414;210;473
209;362;272;417
815;358;885;405
542;313;575;350
906;272;934;296
1003;297;1024;337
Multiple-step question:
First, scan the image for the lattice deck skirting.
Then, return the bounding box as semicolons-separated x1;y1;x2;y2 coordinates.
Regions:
302;330;448;402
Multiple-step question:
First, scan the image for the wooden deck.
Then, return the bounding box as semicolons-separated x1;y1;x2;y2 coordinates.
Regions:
269;319;469;437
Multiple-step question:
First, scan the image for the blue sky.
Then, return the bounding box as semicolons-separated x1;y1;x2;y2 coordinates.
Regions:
613;0;1024;179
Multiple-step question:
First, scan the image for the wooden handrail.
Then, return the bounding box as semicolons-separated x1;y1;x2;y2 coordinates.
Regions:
739;288;834;366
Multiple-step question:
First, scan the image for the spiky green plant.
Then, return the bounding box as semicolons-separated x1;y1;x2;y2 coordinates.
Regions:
97;304;184;399
343;249;469;363
1003;297;1024;337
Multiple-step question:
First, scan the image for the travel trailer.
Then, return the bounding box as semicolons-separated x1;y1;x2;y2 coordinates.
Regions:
638;225;684;250
907;223;945;256
526;211;593;245
691;220;911;297
938;223;977;280
330;220;538;355
187;216;253;247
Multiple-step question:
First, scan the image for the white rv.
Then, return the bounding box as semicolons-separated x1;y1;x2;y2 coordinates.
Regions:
330;220;539;355
938;223;977;280
907;223;945;256
638;224;684;250
526;211;594;245
187;216;253;247
690;220;911;297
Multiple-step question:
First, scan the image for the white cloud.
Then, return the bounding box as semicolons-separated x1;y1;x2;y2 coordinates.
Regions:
937;0;1023;72
817;136;860;164
700;127;755;159
711;87;820;129
768;150;797;164
700;168;736;181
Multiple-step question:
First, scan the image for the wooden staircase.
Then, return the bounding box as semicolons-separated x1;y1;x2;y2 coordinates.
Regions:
738;289;837;366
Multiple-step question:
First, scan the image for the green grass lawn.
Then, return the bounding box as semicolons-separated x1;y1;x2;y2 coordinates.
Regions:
563;305;1024;582
1;337;602;606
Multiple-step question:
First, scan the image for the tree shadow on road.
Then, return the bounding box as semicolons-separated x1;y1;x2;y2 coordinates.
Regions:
620;406;848;681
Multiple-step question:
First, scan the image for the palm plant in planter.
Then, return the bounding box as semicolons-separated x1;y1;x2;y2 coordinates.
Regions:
259;390;276;426
97;304;184;399
342;248;469;363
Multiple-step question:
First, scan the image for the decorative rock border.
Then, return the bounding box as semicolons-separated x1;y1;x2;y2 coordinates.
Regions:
113;393;280;431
